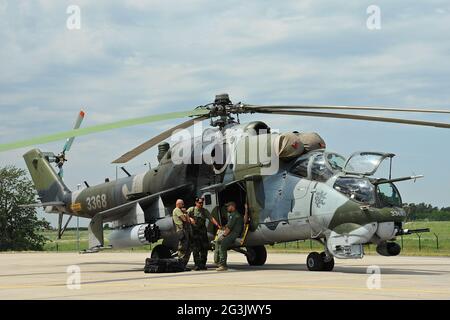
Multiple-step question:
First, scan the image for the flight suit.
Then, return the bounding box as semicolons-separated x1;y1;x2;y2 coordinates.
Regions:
210;206;228;233
172;207;191;266
215;209;244;267
187;206;211;269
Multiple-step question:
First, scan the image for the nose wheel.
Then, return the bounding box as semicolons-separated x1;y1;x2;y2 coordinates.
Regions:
306;251;334;271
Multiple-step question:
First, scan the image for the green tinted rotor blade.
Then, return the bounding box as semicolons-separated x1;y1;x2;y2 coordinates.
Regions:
0;109;209;152
112;115;209;163
62;109;86;153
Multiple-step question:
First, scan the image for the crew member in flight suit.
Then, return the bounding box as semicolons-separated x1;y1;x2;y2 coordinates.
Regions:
214;201;244;271
172;199;193;270
187;197;220;270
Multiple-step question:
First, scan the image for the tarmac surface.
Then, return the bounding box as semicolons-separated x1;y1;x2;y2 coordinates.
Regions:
0;252;449;299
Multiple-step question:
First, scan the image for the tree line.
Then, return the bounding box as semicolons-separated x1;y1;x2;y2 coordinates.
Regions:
405;203;450;221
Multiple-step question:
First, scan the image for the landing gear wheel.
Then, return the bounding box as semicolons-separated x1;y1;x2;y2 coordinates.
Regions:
320;252;335;271
246;246;267;266
306;252;324;271
151;244;172;259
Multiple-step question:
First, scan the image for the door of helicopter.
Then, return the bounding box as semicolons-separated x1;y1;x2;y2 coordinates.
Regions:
200;180;252;242
218;180;255;245
202;181;253;245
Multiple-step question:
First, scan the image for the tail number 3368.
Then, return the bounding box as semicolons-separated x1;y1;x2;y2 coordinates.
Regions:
86;194;107;211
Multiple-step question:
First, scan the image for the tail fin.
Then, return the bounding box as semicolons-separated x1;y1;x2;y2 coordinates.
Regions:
23;149;71;203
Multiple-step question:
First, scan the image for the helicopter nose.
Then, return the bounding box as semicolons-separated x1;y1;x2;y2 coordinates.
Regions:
360;205;406;241
328;202;406;236
367;206;407;223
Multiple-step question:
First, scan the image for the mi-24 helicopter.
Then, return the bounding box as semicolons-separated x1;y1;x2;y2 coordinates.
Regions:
2;94;450;271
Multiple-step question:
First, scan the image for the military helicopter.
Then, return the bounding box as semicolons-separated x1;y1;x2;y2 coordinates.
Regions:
2;94;449;271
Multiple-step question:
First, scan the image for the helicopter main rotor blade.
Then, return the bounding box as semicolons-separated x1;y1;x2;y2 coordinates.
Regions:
112;115;209;163
253;109;450;129
244;104;450;114
0;109;208;153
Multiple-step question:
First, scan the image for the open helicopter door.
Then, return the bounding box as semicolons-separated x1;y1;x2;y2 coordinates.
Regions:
200;180;254;245
219;180;252;246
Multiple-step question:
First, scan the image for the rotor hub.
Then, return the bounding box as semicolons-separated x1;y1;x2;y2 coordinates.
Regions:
214;93;232;106
208;93;243;128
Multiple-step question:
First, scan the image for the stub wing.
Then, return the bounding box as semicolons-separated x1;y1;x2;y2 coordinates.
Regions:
98;183;192;222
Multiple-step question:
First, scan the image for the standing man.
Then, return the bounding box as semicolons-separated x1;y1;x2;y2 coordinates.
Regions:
214;201;244;271
187;197;220;271
172;199;193;270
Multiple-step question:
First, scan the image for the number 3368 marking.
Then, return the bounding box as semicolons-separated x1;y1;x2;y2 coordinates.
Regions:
86;194;107;211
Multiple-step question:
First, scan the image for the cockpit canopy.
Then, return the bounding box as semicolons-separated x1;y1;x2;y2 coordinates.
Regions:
343;152;395;176
333;177;402;206
289;150;346;182
288;150;403;207
333;177;375;203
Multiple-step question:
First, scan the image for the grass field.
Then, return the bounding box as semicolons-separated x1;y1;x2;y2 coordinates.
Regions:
269;221;450;256
41;221;450;256
41;229;156;252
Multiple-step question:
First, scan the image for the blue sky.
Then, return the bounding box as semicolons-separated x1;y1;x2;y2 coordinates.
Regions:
0;0;449;227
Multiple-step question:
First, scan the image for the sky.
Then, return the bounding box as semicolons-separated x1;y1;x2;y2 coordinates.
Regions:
0;0;449;227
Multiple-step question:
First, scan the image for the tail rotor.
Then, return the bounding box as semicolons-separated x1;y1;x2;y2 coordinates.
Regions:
54;110;85;178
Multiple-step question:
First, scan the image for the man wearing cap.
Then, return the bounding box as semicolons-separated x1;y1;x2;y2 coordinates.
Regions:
172;199;193;270
214;201;244;271
187;197;220;271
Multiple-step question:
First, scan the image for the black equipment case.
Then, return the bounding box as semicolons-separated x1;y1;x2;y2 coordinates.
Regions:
144;258;186;273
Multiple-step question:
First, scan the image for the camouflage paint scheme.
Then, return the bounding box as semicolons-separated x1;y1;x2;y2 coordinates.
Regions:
23;121;407;260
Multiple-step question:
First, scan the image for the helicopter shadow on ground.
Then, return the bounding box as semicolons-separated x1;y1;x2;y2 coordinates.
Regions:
0;262;145;278
34;264;446;288
0;271;69;278
39;259;449;281
74;261;144;266
229;263;449;276
60;268;248;286
5;263;445;279
73;266;445;288
60;260;450;276
64;261;145;274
